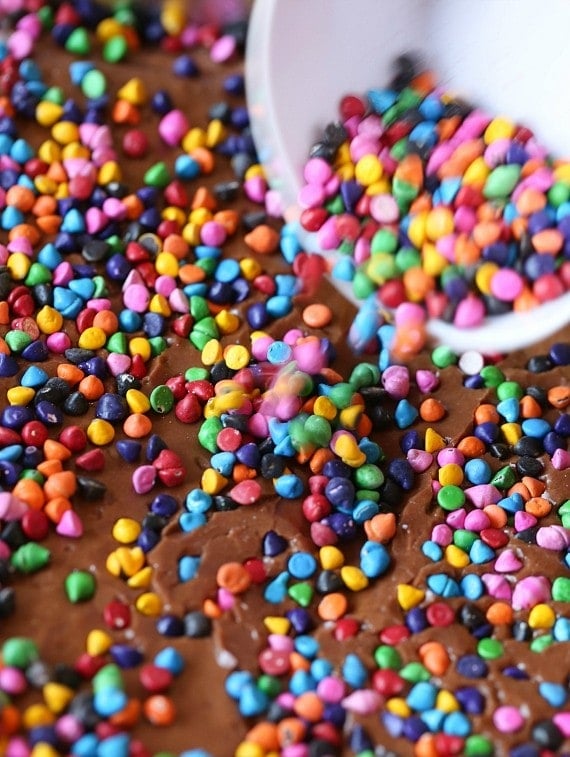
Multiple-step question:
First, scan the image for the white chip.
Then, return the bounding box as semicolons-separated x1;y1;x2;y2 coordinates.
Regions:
458;349;485;375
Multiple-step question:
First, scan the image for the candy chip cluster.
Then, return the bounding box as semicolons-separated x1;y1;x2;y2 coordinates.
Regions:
297;57;570;363
0;4;569;757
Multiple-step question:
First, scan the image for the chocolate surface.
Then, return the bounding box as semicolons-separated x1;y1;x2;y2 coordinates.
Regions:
1;10;570;757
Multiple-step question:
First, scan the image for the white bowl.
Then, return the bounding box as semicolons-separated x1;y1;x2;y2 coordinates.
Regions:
245;0;570;352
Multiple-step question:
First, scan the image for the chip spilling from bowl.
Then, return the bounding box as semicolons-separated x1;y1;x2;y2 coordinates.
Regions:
292;56;570;358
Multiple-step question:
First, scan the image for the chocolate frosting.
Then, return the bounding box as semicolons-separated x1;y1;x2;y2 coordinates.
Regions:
1;22;570;757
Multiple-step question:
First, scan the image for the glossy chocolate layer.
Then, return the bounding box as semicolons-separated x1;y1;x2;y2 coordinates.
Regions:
2;23;570;757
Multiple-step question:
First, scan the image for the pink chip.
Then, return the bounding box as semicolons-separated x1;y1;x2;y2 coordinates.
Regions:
85;207;108;234
446;508;466;529
79;122;98;146
268;634;294;653
158;109;190;147
513;510;537;532
464;484;501;508
123;283;150;313
453;206;476;234
358;113;383;138
132;465;157;494
536;525;570;551
554;712;570;738
88;298;112;312
348;134;379;162
353;238;371;266
102;197;127;220
265;188;284;217
453;294;486;327
369;193;399;224
298;183;326;210
106;353;132;377
200;220;227;246
0;667;27;695
316;215;341;250
481;573;512;601
493;705;525;733
437;447;465;467
46;332;71;353
210;34;237;63
484;137;511;167
415;369;440;393
407;449;434;473
169;289;189;313
426;141;455;175
463;510;491;532
17;12;43;40
90;124;113;149
552;448;570;470
394;301;426;327
490;268;524;301
53;261;74;286
0;492;27;521
155;275;177;297
382;364;410;399
63;157;90;178
493;548;523;573
511;575;551;610
431;523;453;546
243;175;267;203
7;236;32;255
341;689;382;715
303;157;333;185
316;675;346;703
217;587;235;610
56;510;84;538
7;29;33;60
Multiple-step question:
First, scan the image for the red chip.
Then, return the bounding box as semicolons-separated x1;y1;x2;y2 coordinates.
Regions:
339;94;366;121
300;207;328;232
258;648;290;676
76;449;106;472
426;601;455;627
75;307;96;334
21;420;49;446
130;354;147;379
185;380;214;403
122;129;149;159
378;623;411;645
170;315;193;338
21;509;49;541
74;652;106;679
157;467;186;487
164;375;187;400
153;449;183;470
243;557;266;584
103;599;131;630
372;668;405;697
58;425;87;453
229;480;261;506
163;179;188;207
480;528;509;549
174;393;202;423
216;427;242;452
434;733;465;755
139;663;173;694
0;427;22;446
334;617;360;641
